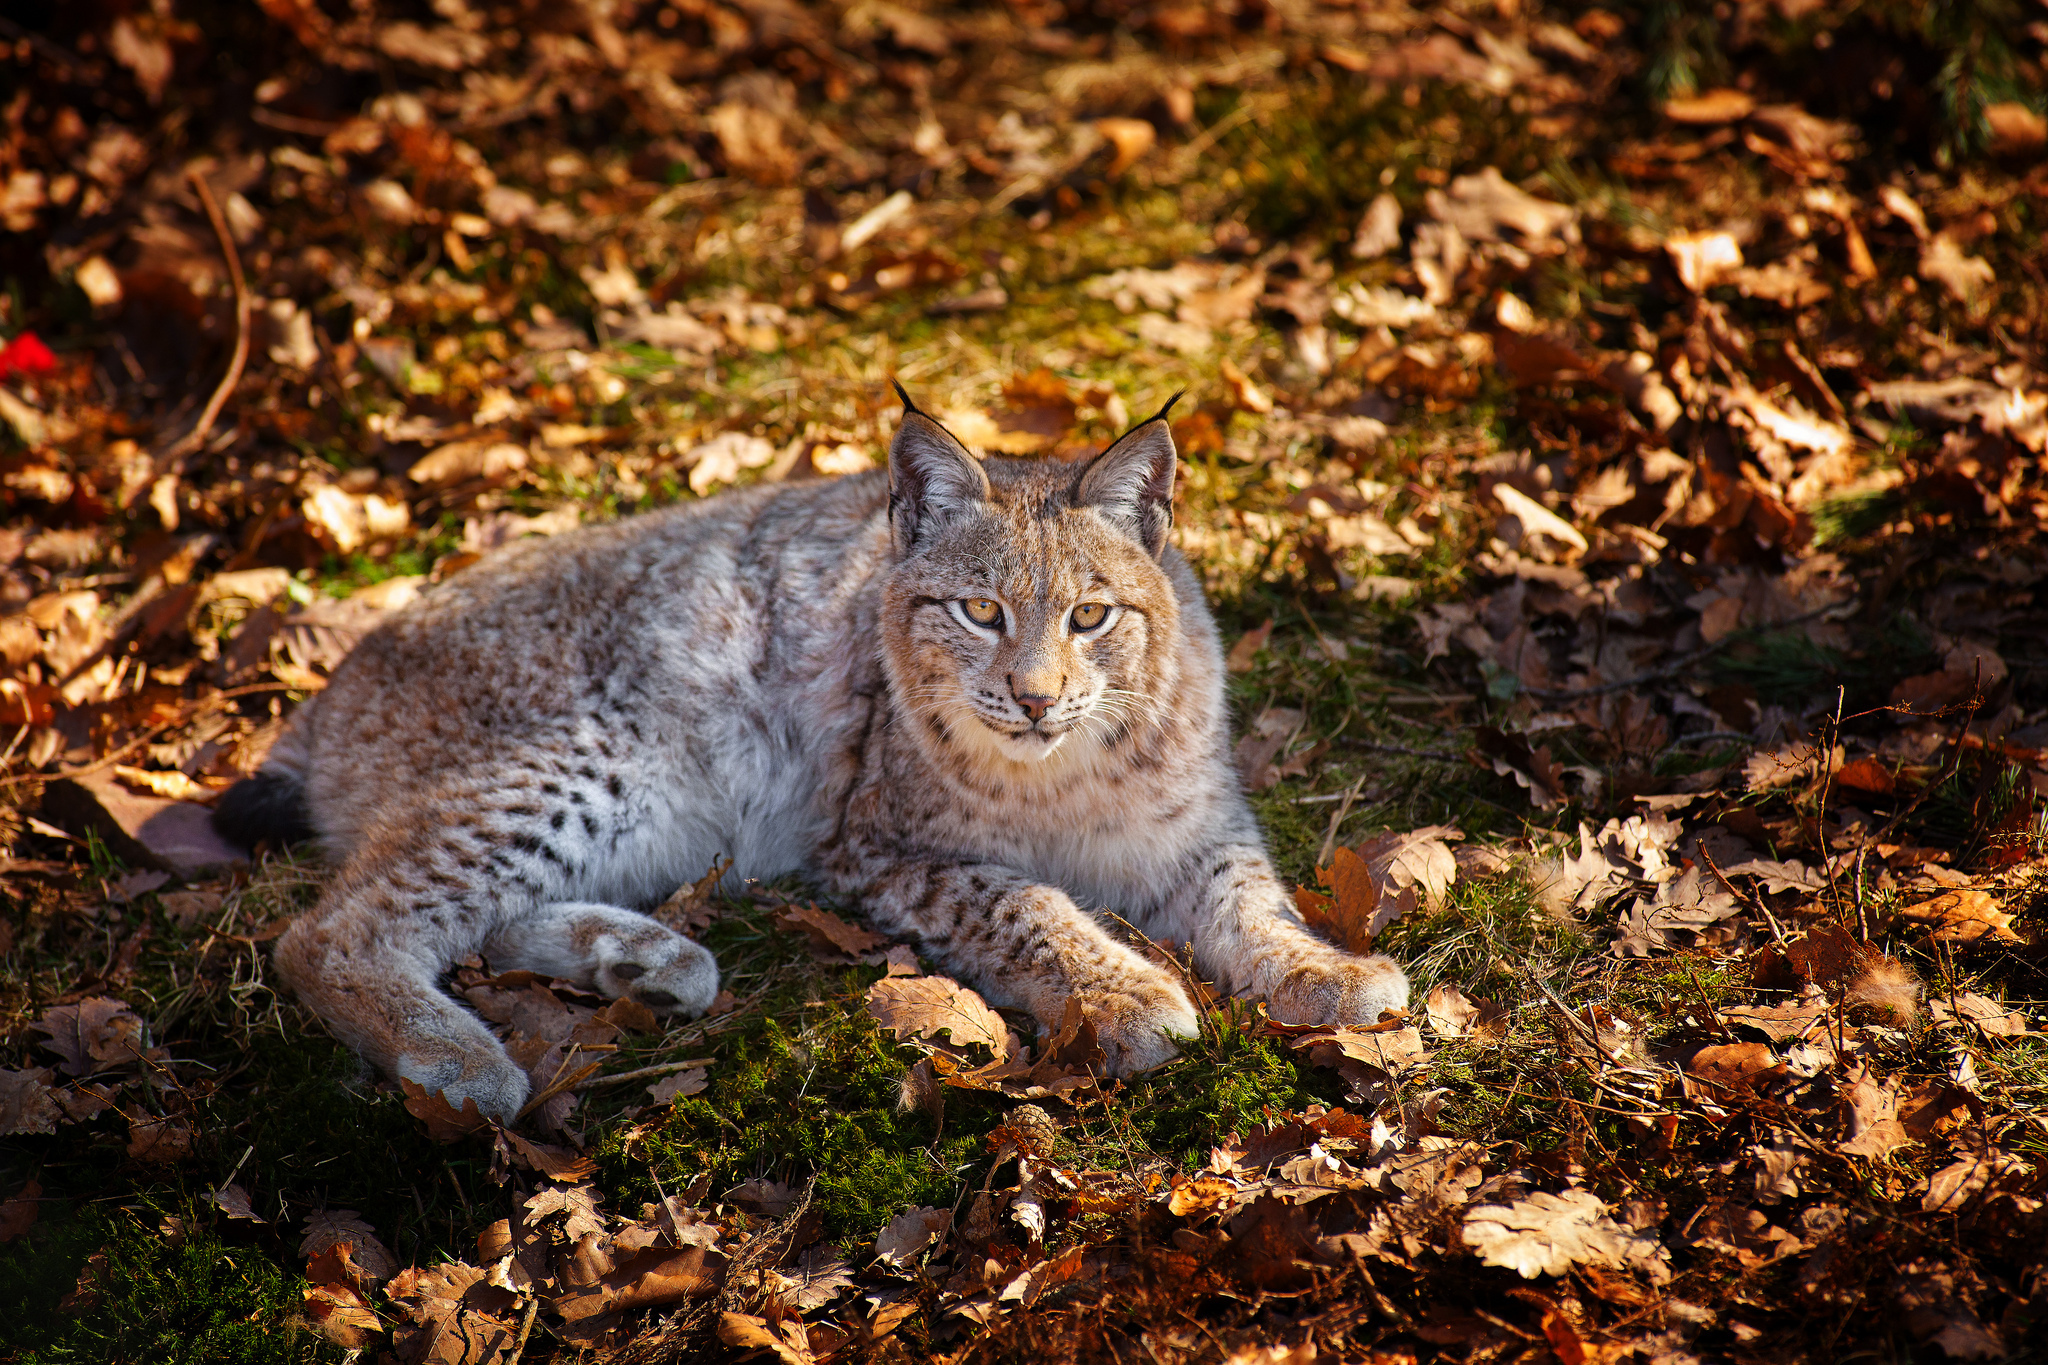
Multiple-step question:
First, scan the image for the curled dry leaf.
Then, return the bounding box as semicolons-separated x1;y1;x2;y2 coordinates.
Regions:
1897;889;2020;945
207;1182;267;1223
302;1245;384;1349
873;1205;951;1267
399;1077;493;1142
1929;992;2033;1039
1464;1188;1673;1284
0;1068;62;1136
302;1208;399;1286
33;998;149;1077
1424;984;1506;1042
776;902;887;958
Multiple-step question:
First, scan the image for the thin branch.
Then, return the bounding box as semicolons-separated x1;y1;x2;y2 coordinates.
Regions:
576;1058;717;1092
1522;598;1853;702
156;171;252;472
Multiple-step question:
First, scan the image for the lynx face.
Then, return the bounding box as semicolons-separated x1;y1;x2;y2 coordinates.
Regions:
878;410;1185;772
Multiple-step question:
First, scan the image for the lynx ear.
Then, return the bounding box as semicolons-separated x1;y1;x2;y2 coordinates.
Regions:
888;386;990;556
1076;398;1179;557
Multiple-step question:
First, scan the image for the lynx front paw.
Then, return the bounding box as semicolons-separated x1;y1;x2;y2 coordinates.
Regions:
1268;953;1410;1030
597;933;719;1015
1065;974;1201;1076
397;1043;532;1124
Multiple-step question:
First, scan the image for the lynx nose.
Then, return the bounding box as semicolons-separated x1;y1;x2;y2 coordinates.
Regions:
1007;674;1057;723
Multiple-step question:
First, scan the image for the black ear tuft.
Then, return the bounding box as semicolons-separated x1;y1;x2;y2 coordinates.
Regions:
887;403;990;556
1075;409;1178;557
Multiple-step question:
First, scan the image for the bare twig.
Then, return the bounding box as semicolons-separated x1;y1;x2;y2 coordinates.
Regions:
576;1058;717;1092
1335;737;1464;761
1818;691;1846;927
506;1293;541;1365
156;170;252;472
1316;772;1368;868
1699;842;1786;945
1523;599;1852;702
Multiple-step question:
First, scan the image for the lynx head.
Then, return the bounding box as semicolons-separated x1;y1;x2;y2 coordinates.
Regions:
879;392;1186;771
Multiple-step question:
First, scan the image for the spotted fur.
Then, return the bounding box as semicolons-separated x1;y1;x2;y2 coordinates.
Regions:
236;402;1408;1120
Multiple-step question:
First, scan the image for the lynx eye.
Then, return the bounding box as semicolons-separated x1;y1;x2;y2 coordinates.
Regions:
962;597;1003;627
1070;602;1109;631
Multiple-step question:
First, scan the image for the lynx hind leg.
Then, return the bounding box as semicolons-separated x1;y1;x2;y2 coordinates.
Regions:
273;916;532;1123
484;902;720;1015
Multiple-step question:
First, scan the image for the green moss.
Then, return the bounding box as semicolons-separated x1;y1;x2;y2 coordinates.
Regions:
619;1000;1007;1240
0;1203;335;1364
1113;1009;1341;1167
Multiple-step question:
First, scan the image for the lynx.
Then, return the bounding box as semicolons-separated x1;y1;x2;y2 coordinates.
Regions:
216;392;1408;1121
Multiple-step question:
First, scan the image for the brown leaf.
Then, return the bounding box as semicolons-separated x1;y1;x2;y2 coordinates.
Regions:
647;1068;708;1104
0;1180;41;1243
0;1067;62;1135
1464;1189;1672;1283
1424;984;1506;1042
1094;117;1156;177
1838;1067;1911;1159
652;857;729;935
1469;727;1567;808
1930;992;2034;1038
1898;889;2020;944
866;976;1009;1054
406;441;528;488
399;1078;493;1142
124;1108;193;1164
872;1206;951;1267
708;102;798;186
1921;1145;2026;1214
386;1261;517;1365
1304;846;1380;953
302;1210;399;1287
776;902;887;959
1721;1000;1828;1042
1662;88;1757;123
207;1182;268;1223
1686;1042;1784;1099
302;1273;384;1350
717;1312;814;1365
32;998;149;1077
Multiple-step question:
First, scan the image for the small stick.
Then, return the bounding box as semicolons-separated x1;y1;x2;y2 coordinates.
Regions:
157;170;252;471
1699;843;1786;945
576;1058;717;1092
1817;690;1845;927
1683;961;1738;1043
506;1294;541;1365
1316;773;1368;868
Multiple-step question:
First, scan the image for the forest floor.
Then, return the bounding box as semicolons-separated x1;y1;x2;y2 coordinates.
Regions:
2;1;2048;1362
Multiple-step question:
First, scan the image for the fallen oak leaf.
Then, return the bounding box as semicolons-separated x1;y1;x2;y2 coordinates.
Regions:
1463;1188;1672;1284
776;901;887;959
399;1078;493;1142
207;1182;268;1223
0;1067;62;1135
1424;984;1507;1042
301;1209;399;1287
0;1180;41;1243
866;975;1009;1055
1929;992;2034;1039
301;1246;385;1350
385;1261;518;1365
1897;889;2020;945
873;1205;951;1267
32;998;149;1077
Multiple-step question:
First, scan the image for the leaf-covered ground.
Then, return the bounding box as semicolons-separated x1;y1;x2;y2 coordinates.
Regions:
3;1;2047;1361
